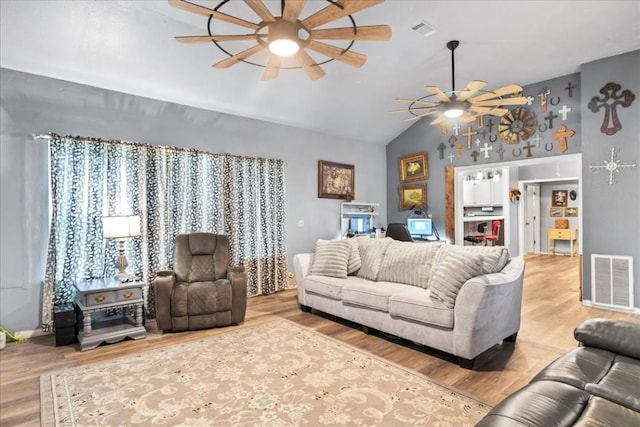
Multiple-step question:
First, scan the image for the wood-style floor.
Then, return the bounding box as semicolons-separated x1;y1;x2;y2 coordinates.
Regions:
1;254;639;426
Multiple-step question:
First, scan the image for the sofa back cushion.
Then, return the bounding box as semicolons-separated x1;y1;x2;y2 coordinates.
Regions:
356;237;393;281
429;245;484;308
309;239;351;279
346;238;362;275
460;245;510;274
377;241;441;288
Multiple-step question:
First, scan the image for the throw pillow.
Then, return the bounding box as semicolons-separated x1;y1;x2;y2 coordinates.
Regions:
377;241;441;288
460;246;509;274
356;237;393;281
429;245;484;308
309;239;351;279
346;238;362;275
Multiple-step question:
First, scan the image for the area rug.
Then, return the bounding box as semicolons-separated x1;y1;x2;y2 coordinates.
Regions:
41;320;490;426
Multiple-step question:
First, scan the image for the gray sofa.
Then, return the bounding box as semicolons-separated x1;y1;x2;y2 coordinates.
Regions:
476;318;640;426
294;238;525;368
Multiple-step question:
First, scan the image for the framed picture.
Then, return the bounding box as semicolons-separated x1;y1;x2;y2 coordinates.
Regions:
318;160;355;200
550;207;563;217
551;190;568;207
399;183;426;210
565;207;578;217
399;152;428;183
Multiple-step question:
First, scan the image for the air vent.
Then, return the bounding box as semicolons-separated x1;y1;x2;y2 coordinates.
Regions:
591;254;634;310
411;21;436;37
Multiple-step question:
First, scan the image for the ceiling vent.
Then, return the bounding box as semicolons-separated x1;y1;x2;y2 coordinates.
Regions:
411;21;436;37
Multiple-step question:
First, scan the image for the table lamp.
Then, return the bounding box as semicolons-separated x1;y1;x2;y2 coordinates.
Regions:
102;214;141;282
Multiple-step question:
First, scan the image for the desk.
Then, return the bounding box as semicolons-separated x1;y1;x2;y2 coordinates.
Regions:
74;278;146;351
548;228;578;257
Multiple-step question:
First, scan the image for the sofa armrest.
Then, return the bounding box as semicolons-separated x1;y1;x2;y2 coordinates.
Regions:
228;266;247;324
293;253;315;305
574;318;640;359
452;256;525;359
154;271;176;331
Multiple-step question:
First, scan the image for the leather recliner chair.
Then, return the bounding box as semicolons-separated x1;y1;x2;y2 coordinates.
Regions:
154;233;247;332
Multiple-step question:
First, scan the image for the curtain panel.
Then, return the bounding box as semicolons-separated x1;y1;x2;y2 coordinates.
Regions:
42;135;286;332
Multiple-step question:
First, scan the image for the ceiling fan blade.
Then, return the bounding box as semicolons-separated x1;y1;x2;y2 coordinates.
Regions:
405;110;440;122
424;86;451;103
310;25;392;41
212;44;264;68
460;112;477;123
262;55;281;80
470;105;510;117
175;34;258;43
306;40;366;68
395;98;440;106
302;0;384;29
169;0;260;30
467;84;524;103
456;80;487;102
244;0;275;22
389;106;437;113
283;0;307;21
430;114;447;126
295;50;326;80
472;97;529;107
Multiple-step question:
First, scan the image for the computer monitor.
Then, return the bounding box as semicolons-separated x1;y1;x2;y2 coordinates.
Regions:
407;218;433;239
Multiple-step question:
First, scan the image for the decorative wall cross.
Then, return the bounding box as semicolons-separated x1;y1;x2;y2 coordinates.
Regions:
456;144;464;158
587;82;636;136
462;126;478;149
480;142;493;158
448;135;457;147
558;105;572;120
526;96;534;106
470;150;479;162
476;115;484;128
475;138;481;147
479;128;488;140
437;142;447;160
452;123;461;136
532;133;543;148
551;124;575;153
544;110;558;129
487;119;495;133
448;152;455;163
495;144;506;160
589;147;636;185
538;87;550;112
565;81;576;98
522;140;535;158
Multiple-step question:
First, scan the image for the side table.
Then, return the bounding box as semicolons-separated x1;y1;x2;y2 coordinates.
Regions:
74;278;146;351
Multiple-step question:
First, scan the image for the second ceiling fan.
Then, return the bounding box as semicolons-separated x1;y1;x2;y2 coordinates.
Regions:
395;40;528;126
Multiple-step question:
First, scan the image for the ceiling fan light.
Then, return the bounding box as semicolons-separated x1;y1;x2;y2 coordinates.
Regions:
268;19;299;57
444;107;464;118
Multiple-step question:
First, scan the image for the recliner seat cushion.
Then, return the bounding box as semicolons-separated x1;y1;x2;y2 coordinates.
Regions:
584;355;640;412
170;280;232;317
532;347;615;390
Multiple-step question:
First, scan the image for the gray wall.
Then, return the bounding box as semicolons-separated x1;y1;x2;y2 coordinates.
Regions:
387;50;640;308
580;50;640;304
0;68;388;331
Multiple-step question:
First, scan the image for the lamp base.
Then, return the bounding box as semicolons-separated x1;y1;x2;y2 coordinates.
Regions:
116;240;130;282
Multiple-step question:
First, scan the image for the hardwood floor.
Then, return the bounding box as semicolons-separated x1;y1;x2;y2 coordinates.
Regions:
1;254;638;426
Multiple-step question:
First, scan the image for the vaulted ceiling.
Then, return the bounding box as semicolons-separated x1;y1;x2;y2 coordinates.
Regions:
1;1;639;145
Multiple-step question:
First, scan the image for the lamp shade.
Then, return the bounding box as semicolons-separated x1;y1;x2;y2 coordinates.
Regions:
102;215;141;239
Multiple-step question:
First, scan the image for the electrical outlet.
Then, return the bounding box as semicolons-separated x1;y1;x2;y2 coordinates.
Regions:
298;220;304;227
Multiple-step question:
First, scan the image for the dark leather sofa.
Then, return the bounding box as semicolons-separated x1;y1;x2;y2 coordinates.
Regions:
476;318;640;426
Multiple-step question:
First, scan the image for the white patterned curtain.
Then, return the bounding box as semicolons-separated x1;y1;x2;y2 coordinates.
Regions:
42;135;286;331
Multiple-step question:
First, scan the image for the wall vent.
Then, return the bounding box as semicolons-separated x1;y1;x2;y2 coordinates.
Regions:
591;254;634;310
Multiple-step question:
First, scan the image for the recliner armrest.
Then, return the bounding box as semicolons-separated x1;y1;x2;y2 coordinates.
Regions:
229;265;245;274
227;265;247;324
154;271;176;331
574;318;640;359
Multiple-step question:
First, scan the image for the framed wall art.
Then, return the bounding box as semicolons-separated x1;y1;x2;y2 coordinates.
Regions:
399;183;426;210
550;207;563;217
551;190;568;207
318;160;355;200
565;207;578;217
399;152;428;183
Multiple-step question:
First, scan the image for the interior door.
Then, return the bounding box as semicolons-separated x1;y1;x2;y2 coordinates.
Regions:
524;184;540;254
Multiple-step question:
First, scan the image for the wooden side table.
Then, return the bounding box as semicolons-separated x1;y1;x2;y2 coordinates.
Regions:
547;228;578;257
74;278;146;351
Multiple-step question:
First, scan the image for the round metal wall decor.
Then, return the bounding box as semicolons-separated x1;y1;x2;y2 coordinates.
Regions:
498;107;537;144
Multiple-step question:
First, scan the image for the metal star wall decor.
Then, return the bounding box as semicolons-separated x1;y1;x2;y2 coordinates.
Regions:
589;147;636;185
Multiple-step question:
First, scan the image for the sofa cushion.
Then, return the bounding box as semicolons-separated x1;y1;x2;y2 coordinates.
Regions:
309;239;350;279
459;245;509;274
584;355;640;412
377;241;441;288
532;346;615;390
574;318;640;360
429;245;484;308
389;286;454;329
342;280;394;312
305;275;348;300
346;238;362;275
356;237;393;281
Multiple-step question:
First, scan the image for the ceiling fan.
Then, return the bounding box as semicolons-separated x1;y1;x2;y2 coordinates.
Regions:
169;0;392;80
394;40;528;125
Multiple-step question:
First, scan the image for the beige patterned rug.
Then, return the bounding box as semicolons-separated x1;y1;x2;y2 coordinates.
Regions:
41;320;490;426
